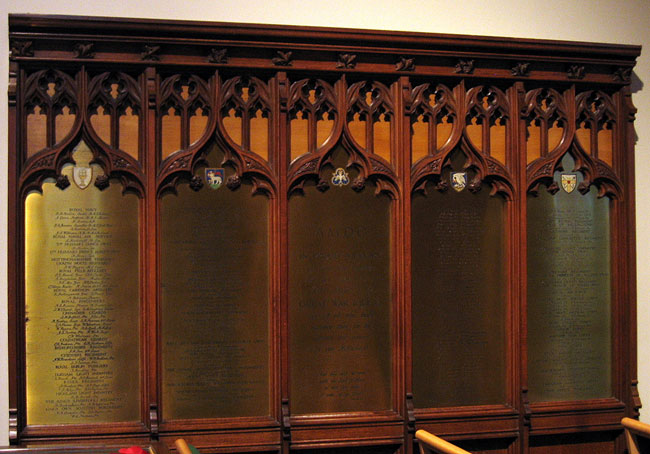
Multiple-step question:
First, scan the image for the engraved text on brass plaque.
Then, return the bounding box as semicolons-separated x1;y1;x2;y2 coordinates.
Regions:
25;142;140;425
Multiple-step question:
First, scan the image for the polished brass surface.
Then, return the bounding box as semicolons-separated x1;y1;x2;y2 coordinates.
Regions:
25;141;141;425
527;153;611;402
289;148;392;414
412;163;506;408
160;145;270;419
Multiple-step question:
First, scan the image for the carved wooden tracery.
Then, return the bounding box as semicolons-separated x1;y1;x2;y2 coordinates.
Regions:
6;15;641;454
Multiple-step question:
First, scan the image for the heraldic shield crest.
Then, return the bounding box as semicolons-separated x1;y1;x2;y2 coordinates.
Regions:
561;174;577;193
331;168;350;187
206;168;225;190
73;166;93;189
450;171;467;192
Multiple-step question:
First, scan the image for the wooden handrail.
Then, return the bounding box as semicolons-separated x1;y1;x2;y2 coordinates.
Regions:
623;417;650;436
622;417;650;454
173;439;193;454
415;430;472;454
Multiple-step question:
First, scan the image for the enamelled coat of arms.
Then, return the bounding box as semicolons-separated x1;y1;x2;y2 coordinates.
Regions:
73;165;93;189
331;168;350;187
561;174;577;193
206;168;225;189
450;171;467;192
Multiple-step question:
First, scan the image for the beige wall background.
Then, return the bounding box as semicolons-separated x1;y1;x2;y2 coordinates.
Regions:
1;0;649;445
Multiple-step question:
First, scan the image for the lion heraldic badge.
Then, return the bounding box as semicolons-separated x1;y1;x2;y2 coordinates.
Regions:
561;174;577;193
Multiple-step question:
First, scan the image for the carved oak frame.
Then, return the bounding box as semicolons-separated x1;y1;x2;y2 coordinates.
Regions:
7;14;641;454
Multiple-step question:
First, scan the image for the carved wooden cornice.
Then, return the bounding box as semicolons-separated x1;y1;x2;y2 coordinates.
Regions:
9;14;640;85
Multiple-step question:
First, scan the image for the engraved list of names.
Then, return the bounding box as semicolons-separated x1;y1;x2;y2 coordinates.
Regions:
25;162;140;425
289;179;392;414
160;173;270;420
527;157;612;402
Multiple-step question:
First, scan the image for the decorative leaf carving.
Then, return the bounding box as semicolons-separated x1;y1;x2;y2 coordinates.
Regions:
10;40;33;58
73;43;95;59
567;65;586;79
208;48;228;64
351;176;365;192
435;179;449;192
454;59;474;74
141;45;161;61
595;161;617;180
294;158;319;178
316;179;330;192
226;174;241;190
337;53;357;69
31;154;56;170
613;67;632;83
547;181;560;194
396;56;415;72
189;175;204;191
168;155;191;171
113;157;131;168
272;50;293;66
532;162;554;179
512;62;530;77
55;174;70;190
94;174;110;190
369;156;391;174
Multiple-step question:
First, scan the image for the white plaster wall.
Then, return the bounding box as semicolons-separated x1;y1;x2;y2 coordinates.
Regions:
1;0;650;446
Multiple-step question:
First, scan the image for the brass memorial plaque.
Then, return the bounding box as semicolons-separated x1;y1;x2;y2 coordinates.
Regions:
527;153;611;402
411;166;506;408
25;141;140;425
289;148;392;414
160;145;270;419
